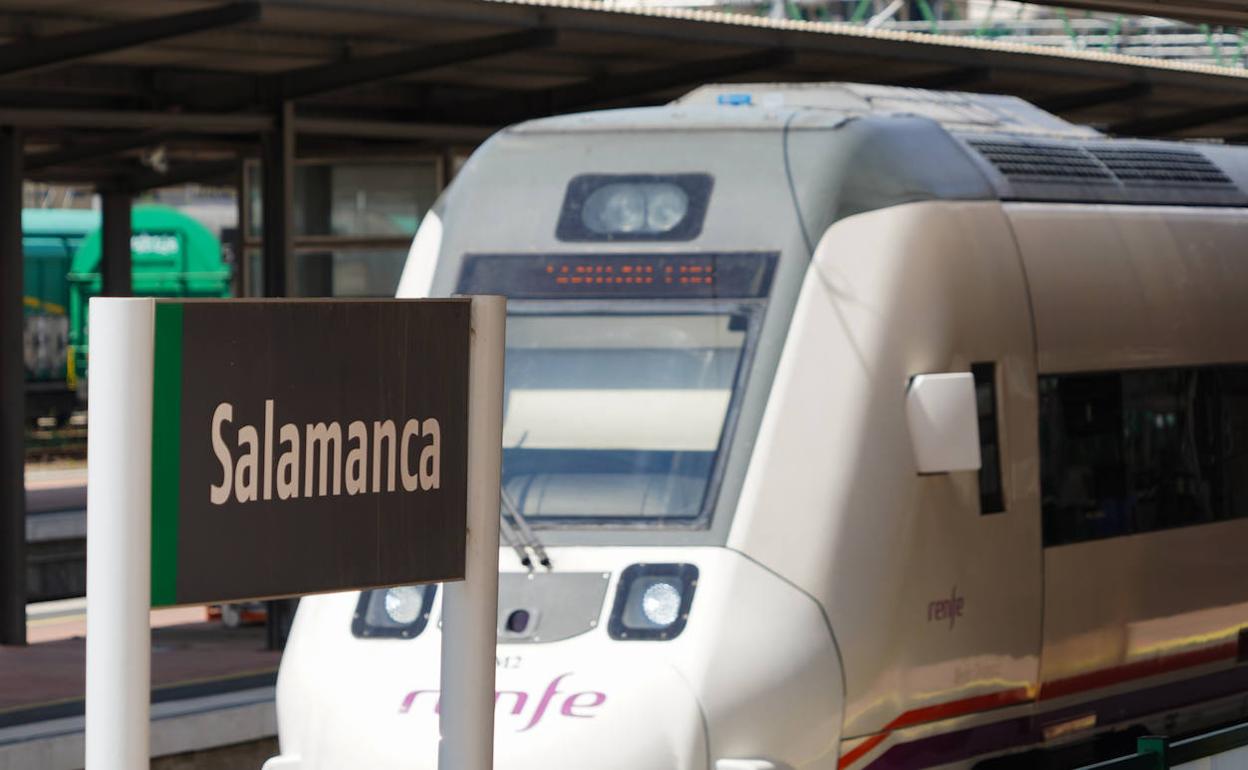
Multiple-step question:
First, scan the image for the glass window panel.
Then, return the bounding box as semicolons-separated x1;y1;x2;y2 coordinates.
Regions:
501;312;750;523
331;163;438;237
293;248;408;298
1040;365;1248;546
243;246;262;297
246;162;262;239
245;159;439;239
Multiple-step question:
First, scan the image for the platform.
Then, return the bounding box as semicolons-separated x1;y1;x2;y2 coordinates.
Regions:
0;601;280;770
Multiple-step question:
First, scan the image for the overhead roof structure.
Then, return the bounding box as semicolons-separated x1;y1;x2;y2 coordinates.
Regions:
0;0;1245;187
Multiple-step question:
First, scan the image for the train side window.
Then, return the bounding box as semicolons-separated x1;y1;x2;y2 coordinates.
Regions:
972;362;1006;514
1039;365;1248;546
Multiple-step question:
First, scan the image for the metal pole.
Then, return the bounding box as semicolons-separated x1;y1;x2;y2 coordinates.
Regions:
0;125;24;646
86;297;153;770
438;295;504;770
261;100;294;299
261;101;296;649
100;189;132;297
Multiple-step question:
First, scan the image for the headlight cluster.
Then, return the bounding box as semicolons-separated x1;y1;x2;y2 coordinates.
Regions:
556;173;712;242
351;584;437;639
608;563;698;641
582;182;689;236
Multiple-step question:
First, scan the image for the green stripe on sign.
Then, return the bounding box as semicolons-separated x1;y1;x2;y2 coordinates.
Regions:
151;302;183;607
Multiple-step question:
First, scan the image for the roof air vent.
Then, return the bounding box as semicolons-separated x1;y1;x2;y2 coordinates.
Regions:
965;140;1113;185
1087;147;1234;188
962;135;1246;206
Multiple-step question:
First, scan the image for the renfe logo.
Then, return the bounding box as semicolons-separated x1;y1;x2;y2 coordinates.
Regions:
399;674;606;732
209;399;442;504
927;586;965;630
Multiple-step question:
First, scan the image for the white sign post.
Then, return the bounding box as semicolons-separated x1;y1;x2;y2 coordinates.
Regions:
85;295;503;770
86;298;154;770
439;295;504;770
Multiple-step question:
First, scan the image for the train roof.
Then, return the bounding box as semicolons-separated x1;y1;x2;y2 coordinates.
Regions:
21;208;100;236
512;81;1092;137
508;81;1248;209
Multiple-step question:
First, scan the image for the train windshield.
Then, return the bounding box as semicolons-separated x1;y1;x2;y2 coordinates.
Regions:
501;309;752;525
457;251;777;528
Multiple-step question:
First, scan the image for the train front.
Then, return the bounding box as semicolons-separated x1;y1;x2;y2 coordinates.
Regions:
268;107;846;770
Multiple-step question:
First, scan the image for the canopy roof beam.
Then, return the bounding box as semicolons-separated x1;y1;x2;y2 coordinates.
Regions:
1039;82;1153;114
0;2;260;79
0;107;270;132
447;47;793;123
1112;100;1248;137
538;47;793;115
257;27;557;106
891;65;989;90
117;157;240;194
26;129;169;171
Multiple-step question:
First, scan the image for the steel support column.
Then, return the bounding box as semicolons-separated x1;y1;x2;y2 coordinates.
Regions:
0;126;25;645
100;190;132;297
260;102;296;648
261;101;294;298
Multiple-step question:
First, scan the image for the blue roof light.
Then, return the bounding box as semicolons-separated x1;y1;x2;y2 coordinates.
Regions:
717;93;752;106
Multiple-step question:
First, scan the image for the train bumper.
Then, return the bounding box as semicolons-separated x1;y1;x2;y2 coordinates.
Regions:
270;547;842;770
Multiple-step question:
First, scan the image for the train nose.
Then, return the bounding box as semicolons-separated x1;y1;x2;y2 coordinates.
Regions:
486;664;707;770
278;660;707;770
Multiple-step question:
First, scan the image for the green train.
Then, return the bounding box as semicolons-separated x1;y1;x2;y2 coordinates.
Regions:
24;205;231;423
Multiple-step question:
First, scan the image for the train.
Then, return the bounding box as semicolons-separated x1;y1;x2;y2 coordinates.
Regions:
23;204;230;423
264;83;1248;769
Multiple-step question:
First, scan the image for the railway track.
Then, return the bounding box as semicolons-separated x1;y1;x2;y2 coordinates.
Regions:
24;426;86;462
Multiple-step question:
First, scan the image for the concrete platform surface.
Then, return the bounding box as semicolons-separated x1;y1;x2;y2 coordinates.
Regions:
0;614;279;718
0;607;281;770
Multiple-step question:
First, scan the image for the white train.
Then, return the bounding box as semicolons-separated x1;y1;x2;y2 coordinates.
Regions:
265;83;1248;769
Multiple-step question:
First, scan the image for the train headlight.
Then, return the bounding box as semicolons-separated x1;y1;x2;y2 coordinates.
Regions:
644;185;689;232
641;581;682;626
582;182;690;236
608;563;698;641
384;586;424;625
587;183;647;233
351;584;437;639
557;174;712;242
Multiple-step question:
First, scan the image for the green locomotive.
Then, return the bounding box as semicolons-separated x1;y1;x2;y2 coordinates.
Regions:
24;205;231;423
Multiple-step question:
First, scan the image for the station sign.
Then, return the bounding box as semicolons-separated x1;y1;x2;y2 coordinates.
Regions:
148;299;471;606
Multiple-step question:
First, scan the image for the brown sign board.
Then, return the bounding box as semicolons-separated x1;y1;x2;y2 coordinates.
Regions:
149;299;470;607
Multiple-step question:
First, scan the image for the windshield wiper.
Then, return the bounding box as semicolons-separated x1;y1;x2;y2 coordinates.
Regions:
501;487;552;569
499;512;532;570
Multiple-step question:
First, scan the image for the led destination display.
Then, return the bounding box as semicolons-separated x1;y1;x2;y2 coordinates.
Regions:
458;252;777;299
150;299;470;607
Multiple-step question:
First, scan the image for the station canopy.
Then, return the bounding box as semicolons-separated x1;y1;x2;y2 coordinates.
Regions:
4;0;1248;188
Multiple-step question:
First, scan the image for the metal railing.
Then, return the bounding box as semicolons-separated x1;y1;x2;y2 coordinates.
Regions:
1079;723;1248;769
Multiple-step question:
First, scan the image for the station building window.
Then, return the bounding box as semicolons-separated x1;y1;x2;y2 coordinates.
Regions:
242;158;441;297
1039;365;1248;546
